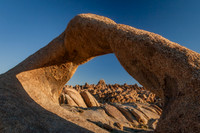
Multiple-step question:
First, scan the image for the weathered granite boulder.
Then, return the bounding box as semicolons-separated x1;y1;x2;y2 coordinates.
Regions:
64;94;79;107
115;104;139;126
103;104;129;123
130;107;149;125
80;91;100;107
138;107;160;120
63;87;87;108
0;13;199;132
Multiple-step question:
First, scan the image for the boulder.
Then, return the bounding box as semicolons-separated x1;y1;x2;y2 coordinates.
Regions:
64;87;87;108
97;79;106;86
80;91;100;107
138;107;160;120
129;108;148;125
115;105;138;124
64;94;78;107
141;104;160;115
80;108;112;124
103;104;128;123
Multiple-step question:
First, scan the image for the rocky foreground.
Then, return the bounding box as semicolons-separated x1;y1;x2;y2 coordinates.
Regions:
59;80;162;132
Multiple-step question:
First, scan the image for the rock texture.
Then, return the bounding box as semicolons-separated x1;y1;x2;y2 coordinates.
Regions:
103;103;129;123
0;13;199;132
63;86;87;108
59;84;161;131
60;87;100;108
80;91;100;107
68;80;161;106
116;105;139;125
63;101;160;132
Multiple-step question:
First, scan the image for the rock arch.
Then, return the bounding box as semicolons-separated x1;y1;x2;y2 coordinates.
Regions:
0;13;199;132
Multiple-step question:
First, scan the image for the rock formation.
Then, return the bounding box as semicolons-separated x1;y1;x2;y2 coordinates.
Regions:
0;13;199;132
80;91;100;107
68;80;160;106
59;83;161;131
60;87;100;108
63;86;87;107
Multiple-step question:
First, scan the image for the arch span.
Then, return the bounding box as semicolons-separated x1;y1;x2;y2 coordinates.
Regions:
0;13;200;132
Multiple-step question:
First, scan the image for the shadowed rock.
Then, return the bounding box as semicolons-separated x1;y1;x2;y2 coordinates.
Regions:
0;13;199;132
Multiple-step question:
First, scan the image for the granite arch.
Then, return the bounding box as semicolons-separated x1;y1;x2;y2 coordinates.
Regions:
0;13;200;132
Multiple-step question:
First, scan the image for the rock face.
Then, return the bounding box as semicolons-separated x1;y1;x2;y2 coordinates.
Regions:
0;13;199;132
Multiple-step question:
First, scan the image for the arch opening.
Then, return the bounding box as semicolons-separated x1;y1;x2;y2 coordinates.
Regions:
66;54;139;86
59;52;163;132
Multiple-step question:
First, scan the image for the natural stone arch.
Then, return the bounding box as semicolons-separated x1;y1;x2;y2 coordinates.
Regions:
0;13;199;132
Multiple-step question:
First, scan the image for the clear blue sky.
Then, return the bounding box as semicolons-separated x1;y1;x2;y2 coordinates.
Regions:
0;0;199;86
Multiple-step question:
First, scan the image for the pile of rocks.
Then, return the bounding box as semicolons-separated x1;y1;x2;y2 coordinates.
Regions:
59;80;162;132
66;80;162;107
